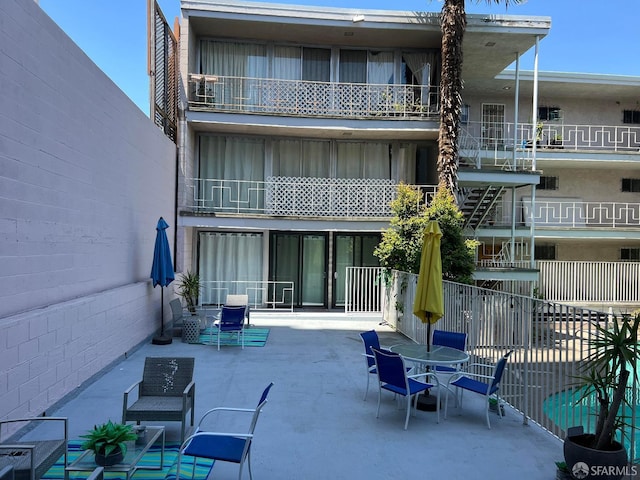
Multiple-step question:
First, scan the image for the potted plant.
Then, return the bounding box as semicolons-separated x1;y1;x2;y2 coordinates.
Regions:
176;271;201;315
80;420;137;466
563;313;640;479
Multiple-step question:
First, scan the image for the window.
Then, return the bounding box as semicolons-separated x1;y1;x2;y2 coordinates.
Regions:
622;178;640;192
538;106;562;121
461;104;469;124
537;176;559;190
621;248;640;261
623;110;640;124
535;245;556;260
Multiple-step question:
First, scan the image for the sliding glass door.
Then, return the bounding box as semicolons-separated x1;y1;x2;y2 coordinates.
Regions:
270;233;327;307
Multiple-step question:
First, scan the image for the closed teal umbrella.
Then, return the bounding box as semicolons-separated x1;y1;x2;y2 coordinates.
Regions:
151;217;175;345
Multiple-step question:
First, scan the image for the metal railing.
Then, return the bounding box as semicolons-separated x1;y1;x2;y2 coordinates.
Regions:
494;200;640;229
537;261;640;304
187;74;440;119
462;121;640;154
378;269;638;461
198;280;294;311
184;177;437;217
344;267;384;313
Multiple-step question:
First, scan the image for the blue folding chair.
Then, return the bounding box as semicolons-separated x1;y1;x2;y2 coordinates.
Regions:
177;383;274;480
213;305;246;350
359;330;381;401
445;350;513;429
371;347;439;430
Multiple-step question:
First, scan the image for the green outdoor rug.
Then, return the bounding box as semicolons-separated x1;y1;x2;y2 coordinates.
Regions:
197;327;270;347
43;441;214;480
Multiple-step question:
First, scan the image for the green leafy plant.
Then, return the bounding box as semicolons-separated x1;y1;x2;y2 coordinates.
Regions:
80;420;137;457
176;271;201;314
575;313;640;450
374;184;476;283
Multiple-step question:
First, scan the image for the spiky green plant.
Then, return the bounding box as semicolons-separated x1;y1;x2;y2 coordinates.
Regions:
576;314;640;450
80;420;137;457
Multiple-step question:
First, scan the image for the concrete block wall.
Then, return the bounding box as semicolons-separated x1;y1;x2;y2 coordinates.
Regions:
0;0;178;420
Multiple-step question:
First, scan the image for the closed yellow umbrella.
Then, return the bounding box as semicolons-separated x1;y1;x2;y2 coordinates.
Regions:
413;220;444;325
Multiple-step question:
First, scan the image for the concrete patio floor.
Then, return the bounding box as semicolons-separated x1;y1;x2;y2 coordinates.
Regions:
42;312;563;479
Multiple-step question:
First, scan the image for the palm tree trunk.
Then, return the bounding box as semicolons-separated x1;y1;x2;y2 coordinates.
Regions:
437;0;466;196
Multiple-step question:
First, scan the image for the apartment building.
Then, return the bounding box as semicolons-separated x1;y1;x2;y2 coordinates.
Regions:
171;0;640;312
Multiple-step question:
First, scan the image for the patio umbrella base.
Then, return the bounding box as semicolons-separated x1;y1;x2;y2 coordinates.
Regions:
416;392;438;411
152;334;173;345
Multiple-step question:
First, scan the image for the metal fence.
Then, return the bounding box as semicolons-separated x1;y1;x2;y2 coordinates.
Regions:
199;280;294;312
351;269;639;462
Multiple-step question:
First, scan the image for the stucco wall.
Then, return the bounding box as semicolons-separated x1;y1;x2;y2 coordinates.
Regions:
0;0;177;419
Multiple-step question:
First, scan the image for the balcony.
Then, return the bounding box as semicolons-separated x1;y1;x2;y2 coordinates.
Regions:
183;176;437;218
459;122;640;173
187;74;439;119
493;200;640;229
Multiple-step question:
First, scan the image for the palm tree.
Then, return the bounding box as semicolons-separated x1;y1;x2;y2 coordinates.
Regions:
437;0;523;195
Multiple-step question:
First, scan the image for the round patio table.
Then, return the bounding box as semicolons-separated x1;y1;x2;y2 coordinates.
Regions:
388;344;469;367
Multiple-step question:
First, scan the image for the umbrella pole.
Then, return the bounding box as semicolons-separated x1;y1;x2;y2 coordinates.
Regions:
417;313;438;411
152;287;173;345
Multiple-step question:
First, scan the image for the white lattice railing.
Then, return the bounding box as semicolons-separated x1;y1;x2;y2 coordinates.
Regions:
185;177;437;217
187;74;439;119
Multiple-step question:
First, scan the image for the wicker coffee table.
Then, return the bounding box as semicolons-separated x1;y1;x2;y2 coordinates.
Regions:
64;426;164;480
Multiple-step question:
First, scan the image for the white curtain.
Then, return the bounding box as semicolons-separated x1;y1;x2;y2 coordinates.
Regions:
367;51;394;85
199;136;265;210
199;232;263;305
272;139;330;177
200;41;266;107
273;46;301;80
336;142;390;179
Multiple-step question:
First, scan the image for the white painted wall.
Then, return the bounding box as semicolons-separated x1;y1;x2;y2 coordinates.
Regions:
0;0;177;420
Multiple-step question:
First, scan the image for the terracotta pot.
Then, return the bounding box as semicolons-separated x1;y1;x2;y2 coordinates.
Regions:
563;433;627;480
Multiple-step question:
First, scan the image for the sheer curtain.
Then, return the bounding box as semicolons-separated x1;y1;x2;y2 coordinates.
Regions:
339;50;366;83
273;46;301;80
272;139;330;177
200;41;266;107
337;142;390;179
402;50;439;107
199;232;263;305
199;135;265;210
367;51;394;85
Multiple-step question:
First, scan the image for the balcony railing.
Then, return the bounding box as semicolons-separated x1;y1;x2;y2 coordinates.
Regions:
184;177;437;217
188;74;439;119
198;280;295;311
462;121;640;154
494;200;640;228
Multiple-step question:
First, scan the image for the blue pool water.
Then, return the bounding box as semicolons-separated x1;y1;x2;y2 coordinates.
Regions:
543;387;639;462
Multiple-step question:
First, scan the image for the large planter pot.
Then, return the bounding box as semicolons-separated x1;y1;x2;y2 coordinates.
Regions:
563;433;627;480
95;447;124;467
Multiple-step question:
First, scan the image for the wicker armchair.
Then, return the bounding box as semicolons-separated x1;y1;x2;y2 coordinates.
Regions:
122;357;195;442
0;417;68;480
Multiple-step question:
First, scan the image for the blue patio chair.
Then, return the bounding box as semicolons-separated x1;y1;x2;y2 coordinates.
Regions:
371;347;439;430
213;305;246;350
359;330;381;401
444;350;513;429
432;330;468;404
176;383;274;480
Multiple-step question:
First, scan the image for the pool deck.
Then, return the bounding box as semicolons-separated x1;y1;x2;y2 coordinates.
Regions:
34;312;564;479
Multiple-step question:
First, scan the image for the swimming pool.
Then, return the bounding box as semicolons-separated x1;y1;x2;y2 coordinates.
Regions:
543;387;640;462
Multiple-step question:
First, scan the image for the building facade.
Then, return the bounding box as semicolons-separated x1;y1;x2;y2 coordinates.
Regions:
174;0;640;312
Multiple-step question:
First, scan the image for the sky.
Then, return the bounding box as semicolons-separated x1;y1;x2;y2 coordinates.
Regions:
39;0;640;116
